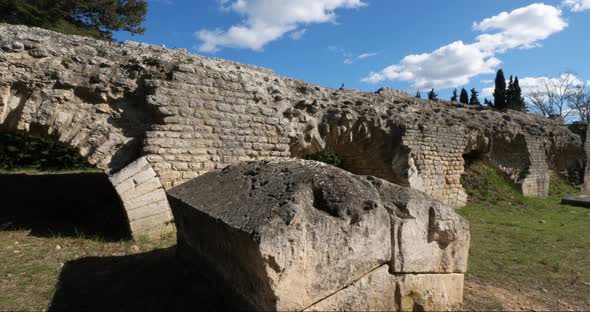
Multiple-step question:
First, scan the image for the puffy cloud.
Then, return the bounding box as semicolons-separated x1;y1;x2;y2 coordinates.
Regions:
196;0;366;52
563;0;590;12
364;3;568;90
482;74;586;97
362;41;501;89
473;3;567;52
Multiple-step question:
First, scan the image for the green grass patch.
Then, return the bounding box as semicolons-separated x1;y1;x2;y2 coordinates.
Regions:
458;161;590;308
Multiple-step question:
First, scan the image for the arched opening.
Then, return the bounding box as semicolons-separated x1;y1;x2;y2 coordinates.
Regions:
462;149;486;169
0;131;132;241
290;115;412;187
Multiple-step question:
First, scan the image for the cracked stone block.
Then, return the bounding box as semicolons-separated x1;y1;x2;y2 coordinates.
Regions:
109;157;175;239
367;176;470;273
304;265;396;311
169;159;469;311
169;160;391;311
395;273;464;312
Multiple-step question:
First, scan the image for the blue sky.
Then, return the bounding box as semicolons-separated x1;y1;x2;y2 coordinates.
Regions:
116;0;590;101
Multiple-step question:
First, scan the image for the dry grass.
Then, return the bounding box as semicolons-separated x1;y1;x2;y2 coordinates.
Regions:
0;229;175;310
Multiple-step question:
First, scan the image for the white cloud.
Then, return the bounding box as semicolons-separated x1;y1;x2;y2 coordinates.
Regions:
357;52;378;59
481;74;586;97
346;52;378;64
563;0;590;12
473;3;567;53
362;41;501;89
289;29;307;40
519;74;585;93
196;0;366;52
363;3;568;90
482;86;495;97
330;47;377;64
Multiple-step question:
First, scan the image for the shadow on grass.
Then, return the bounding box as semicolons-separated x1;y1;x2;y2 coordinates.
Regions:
48;247;229;311
0;172;131;241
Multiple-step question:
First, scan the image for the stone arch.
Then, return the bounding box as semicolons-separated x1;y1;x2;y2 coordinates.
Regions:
321;119;411;187
289;109;412;188
0;82;174;239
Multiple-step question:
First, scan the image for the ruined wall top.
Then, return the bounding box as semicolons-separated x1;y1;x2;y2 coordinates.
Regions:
0;24;585;207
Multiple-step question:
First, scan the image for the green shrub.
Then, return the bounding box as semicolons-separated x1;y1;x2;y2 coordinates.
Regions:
0;132;92;171
303;148;342;168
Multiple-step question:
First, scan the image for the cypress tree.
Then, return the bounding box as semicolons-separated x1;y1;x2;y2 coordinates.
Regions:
450;89;458;102
506;75;514;108
511;77;526;111
469;88;481;106
493;69;507;110
459;88;469;104
427;89;438;101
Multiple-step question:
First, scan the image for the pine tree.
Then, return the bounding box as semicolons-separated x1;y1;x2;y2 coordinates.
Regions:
459;88;469;104
0;0;148;39
450;89;458;102
427;89;438;101
415;91;422;99
469;88;481;106
493;69;507;110
511;77;526;112
484;98;493;106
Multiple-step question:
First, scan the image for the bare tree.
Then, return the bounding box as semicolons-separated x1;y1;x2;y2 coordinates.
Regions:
569;86;590;122
525;73;583;121
527;90;556;117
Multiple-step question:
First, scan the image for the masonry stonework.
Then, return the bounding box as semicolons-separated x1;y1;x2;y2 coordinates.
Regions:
0;24;585;238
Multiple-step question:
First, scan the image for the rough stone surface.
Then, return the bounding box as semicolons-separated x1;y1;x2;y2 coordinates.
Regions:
304;266;396;312
562;194;590;208
168;159;469;311
0;24;586;237
109;157;175;238
394;273;464;311
368;176;469;273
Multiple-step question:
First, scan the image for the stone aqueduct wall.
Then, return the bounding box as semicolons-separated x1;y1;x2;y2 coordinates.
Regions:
0;25;586;238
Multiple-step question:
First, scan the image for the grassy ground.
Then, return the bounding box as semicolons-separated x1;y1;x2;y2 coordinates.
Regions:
0;230;175;311
458;162;590;311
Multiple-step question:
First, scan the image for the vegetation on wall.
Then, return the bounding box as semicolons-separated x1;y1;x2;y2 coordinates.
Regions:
0;0;148;39
0;132;92;171
303;148;342;168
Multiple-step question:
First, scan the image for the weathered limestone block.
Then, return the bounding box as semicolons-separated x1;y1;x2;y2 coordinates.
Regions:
366;176;470;273
304;265;396;312
109;157;175;239
395;273;464;311
169;159;469;311
305;270;465;312
169;160;391;311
